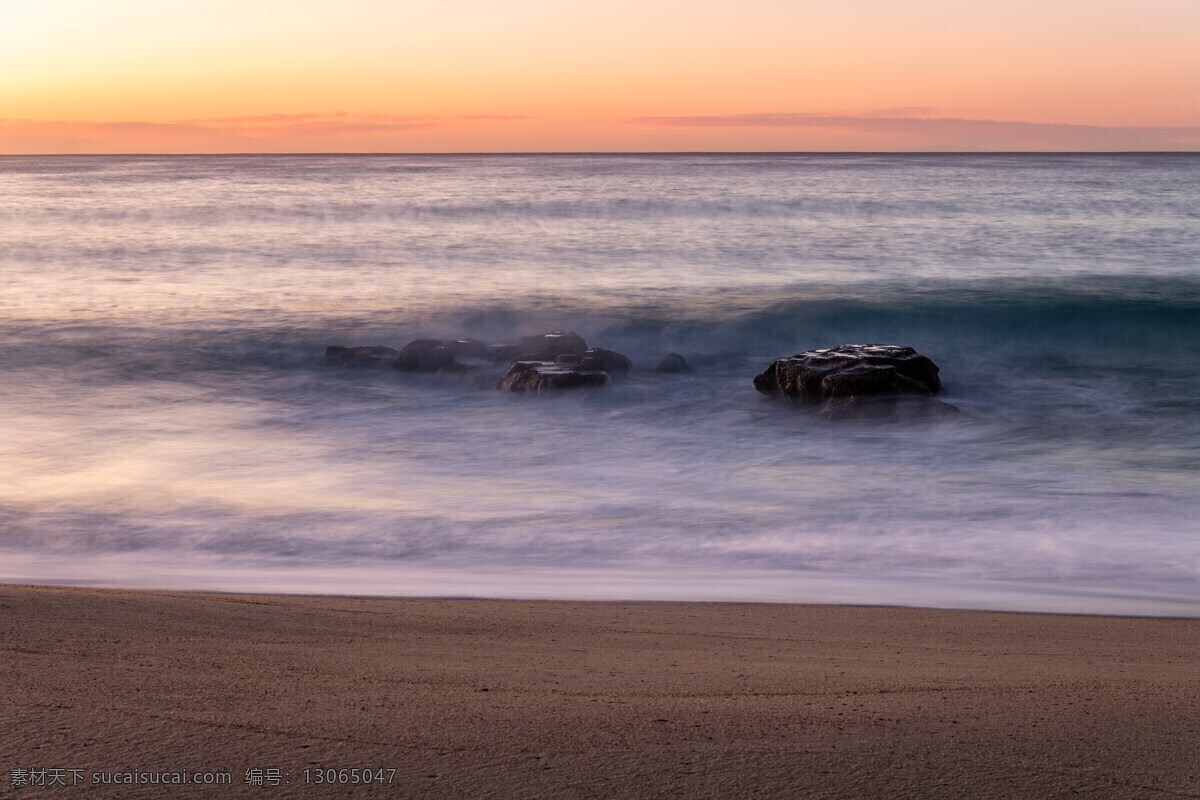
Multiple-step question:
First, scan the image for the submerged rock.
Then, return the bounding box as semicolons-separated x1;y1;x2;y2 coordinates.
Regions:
490;331;590;361
327;331;631;389
393;339;463;373
324;345;400;368
498;361;610;392
654;353;691;373
754;344;956;417
487;332;632;377
581;347;632;374
521;331;589;357
448;338;490;358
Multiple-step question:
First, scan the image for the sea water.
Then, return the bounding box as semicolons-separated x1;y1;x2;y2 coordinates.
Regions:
1;154;1197;615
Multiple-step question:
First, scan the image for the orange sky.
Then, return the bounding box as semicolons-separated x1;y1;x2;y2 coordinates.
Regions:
2;0;1198;152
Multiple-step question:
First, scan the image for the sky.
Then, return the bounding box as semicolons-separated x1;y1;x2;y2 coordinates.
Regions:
1;0;1198;153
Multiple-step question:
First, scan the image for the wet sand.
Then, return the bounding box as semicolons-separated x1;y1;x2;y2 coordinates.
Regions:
1;585;1197;798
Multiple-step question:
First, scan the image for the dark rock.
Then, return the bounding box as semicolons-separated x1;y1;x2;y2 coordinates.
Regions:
486;343;517;361
554;353;583;365
520;331;588;356
754;344;951;417
754;344;941;399
325;345;400;368
499;361;609;392
490;331;588;361
448;338;490;358
582;347;632;374
393;339;463;373
654;353;691;373
820;362;933;398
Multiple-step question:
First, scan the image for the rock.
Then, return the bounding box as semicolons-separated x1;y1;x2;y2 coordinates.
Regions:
820;362;928;398
448;338;490;358
754;344;941;399
582;347;632;374
498;361;610;392
393;339;463;373
520;331;588;356
489;331;589;361
324;345;400;368
334;331;631;387
754;344;954;417
654;353;691;373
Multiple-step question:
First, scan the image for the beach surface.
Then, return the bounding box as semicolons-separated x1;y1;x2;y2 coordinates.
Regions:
2;585;1197;799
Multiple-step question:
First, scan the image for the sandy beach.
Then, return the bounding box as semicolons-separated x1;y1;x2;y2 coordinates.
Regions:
1;585;1197;798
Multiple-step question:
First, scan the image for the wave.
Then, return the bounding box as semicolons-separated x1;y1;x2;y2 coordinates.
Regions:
2;277;1196;398
5;193;1199;226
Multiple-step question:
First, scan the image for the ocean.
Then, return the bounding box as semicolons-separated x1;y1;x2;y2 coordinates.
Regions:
1;153;1197;615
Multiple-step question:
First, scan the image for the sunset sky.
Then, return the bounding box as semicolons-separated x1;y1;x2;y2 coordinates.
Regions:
2;0;1198;152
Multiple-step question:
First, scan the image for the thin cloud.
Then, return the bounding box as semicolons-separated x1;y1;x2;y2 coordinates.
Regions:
190;113;357;125
447;115;534;121
858;106;946;118
628;113;1200;151
187;113;533;126
0;113;531;153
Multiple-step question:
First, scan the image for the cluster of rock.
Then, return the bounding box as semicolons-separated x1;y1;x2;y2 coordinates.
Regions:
492;332;631;391
327;335;954;420
753;344;957;419
326;331;689;393
325;338;486;372
323;345;403;369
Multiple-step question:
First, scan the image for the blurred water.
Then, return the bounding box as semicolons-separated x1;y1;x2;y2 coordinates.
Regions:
1;154;1197;614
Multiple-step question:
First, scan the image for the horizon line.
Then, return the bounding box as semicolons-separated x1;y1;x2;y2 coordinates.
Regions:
4;150;1200;157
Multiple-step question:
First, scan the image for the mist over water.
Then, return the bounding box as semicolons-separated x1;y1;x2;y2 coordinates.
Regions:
2;154;1197;614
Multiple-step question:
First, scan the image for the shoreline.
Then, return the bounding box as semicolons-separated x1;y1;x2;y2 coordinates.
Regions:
5;552;1198;618
5;580;1200;621
3;584;1197;798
